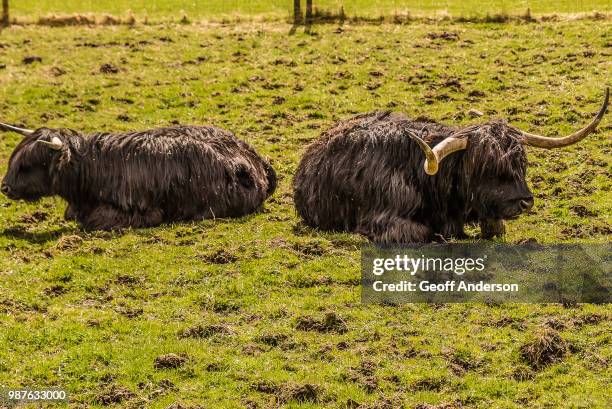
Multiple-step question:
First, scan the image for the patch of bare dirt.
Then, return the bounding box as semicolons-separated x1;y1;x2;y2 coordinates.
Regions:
411;376;446;391
50;66;66;77
114;274;140;285
569;204;598;217
427;31;459;41
255;333;289;347
242;343;265;356
115;306;143;318
178;324;231;339
22;56;42;65
96;385;135;405
572;313;606;328
18;210;49;224
154;353;187;370
198;249;238;264
560;223;611;239
355;396;403;409
542;316;570;331
100;63;120;74
291;240;330;257
56;235;83;250
295;312;348;334
204;362;226;372
346;360;379;393
251;380;279;394
446;349;482;375
488;316;521;329
43;284;68;297
511;364;535;381
278;382;320;404
520;328;569;369
468;89;486;98
0;298;47;314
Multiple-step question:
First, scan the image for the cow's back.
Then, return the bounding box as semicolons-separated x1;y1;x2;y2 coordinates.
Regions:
293;112;455;232
80;126;271;219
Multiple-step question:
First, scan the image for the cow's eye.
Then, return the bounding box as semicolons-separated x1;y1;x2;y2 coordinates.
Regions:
20;164;32;173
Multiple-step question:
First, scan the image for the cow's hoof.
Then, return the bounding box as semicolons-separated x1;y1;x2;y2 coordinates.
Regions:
480;219;505;239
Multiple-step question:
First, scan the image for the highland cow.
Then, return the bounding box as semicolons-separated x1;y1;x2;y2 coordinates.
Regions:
293;89;608;244
1;124;276;230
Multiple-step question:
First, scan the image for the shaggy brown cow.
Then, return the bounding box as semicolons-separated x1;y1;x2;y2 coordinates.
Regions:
1;124;276;230
293;89;608;244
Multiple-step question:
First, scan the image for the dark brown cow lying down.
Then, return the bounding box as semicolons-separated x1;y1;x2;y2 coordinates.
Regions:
1;124;276;230
293;89;608;244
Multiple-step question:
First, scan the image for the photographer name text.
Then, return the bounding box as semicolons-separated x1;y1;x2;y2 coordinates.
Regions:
372;280;519;292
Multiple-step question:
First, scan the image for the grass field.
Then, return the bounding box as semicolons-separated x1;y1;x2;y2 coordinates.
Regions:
0;10;611;409
9;0;612;21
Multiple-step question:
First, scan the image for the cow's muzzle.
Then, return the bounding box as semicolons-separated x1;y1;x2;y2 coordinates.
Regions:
0;182;10;196
519;197;534;212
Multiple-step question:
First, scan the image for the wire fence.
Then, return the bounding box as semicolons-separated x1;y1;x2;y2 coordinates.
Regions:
2;1;611;25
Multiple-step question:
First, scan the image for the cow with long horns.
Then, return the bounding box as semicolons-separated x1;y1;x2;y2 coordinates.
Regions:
293;89;608;244
1;124;277;230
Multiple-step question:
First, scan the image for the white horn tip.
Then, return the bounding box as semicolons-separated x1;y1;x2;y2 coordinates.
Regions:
38;136;63;150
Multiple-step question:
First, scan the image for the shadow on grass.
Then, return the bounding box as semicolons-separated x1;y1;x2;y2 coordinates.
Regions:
1;226;75;244
130;211;262;237
3;206;269;244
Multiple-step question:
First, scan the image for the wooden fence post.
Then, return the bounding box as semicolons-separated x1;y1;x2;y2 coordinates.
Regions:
306;0;313;24
293;0;302;24
2;0;9;27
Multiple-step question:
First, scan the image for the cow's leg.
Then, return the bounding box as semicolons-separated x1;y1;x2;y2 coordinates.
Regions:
438;221;468;241
79;205;165;231
480;219;505;239
64;204;77;222
362;215;432;244
77;204;131;230
137;208;164;227
78;204;131;231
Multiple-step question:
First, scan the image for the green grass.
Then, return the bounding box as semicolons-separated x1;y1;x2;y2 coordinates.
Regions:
9;0;612;20
0;17;611;408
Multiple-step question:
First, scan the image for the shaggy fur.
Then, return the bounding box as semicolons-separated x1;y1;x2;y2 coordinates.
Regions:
2;126;276;230
293;111;534;244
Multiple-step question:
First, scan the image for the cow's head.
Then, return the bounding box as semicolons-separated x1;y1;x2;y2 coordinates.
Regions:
1;125;72;202
411;88;608;221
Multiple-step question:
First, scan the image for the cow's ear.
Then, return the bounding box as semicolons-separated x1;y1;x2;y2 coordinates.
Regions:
37;137;63;151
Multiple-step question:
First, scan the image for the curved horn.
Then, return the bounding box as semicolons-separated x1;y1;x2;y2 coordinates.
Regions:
409;132;468;175
37;136;63;151
409;132;438;175
520;88;609;149
0;122;34;136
